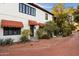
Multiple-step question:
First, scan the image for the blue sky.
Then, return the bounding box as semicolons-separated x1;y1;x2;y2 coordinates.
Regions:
38;3;79;12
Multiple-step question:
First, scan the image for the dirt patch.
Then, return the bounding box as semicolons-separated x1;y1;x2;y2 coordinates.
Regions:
0;32;79;56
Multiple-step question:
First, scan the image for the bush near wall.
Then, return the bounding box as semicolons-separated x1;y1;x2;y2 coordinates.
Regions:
0;39;4;46
45;21;61;37
36;21;61;39
21;30;31;37
0;38;14;46
36;26;50;39
20;29;30;43
4;38;14;46
37;20;73;39
41;34;50;39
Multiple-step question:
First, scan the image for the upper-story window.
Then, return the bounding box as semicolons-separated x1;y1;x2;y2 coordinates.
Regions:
22;4;26;13
45;13;48;20
19;3;36;16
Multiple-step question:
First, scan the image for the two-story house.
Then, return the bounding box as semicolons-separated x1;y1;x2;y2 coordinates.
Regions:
0;3;54;42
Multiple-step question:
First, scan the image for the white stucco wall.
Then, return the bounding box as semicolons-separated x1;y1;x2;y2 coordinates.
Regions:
0;3;53;42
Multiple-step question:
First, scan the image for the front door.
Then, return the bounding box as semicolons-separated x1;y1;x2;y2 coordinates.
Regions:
30;25;35;37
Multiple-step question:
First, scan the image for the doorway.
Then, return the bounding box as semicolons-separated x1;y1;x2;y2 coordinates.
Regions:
30;25;35;37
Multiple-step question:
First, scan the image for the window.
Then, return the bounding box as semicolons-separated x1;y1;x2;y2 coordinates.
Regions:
45;13;48;20
22;4;26;13
30;7;36;16
19;3;36;16
28;6;31;15
30;7;32;15
19;3;23;12
33;8;36;16
25;5;29;14
3;27;21;35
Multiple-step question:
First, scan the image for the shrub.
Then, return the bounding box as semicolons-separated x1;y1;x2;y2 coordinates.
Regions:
70;24;75;30
37;28;42;39
41;34;50;39
36;27;50;39
45;21;60;37
0;38;14;46
62;23;72;37
21;29;30;38
74;14;79;23
20;29;30;43
20;36;29;43
53;26;60;36
4;38;14;45
36;27;47;39
37;21;59;39
0;39;4;46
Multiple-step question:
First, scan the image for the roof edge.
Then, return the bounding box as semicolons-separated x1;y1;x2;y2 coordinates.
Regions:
28;3;53;15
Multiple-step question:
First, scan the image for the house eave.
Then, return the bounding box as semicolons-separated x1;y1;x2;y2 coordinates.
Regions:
28;3;54;16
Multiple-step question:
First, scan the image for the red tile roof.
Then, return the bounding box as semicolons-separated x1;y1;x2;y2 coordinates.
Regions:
1;20;23;28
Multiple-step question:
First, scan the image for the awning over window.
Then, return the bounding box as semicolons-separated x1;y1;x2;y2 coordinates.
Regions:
38;23;46;26
29;20;38;25
1;20;23;28
29;20;45;26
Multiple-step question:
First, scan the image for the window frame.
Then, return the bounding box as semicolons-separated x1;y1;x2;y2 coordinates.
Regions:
19;3;36;16
19;3;23;12
22;4;26;13
25;5;29;14
45;13;48;20
3;27;21;36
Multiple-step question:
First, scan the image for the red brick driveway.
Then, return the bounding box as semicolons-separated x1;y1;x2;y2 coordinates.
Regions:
0;32;79;56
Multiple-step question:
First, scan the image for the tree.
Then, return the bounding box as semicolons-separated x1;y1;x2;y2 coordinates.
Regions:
66;7;74;24
51;4;66;32
52;4;64;17
66;7;74;14
77;4;79;9
74;14;79;23
51;3;74;36
74;4;79;23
